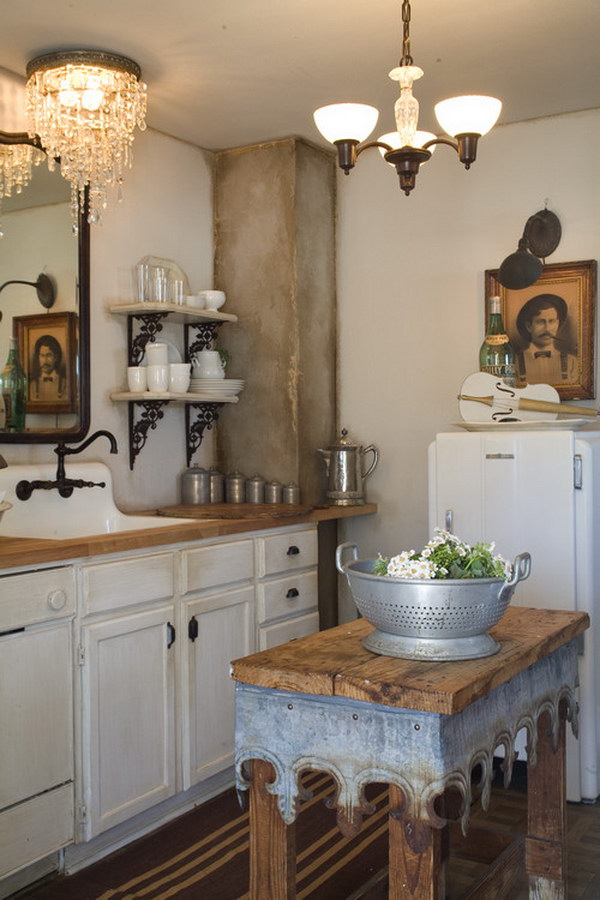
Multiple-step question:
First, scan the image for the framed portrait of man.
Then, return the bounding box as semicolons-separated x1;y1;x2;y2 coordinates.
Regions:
13;312;78;414
485;260;597;400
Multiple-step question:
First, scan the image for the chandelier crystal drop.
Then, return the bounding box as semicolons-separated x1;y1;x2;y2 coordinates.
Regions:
26;50;147;225
312;0;501;195
0;143;44;199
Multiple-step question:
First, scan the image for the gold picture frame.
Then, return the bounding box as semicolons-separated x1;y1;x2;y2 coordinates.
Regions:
13;312;78;414
484;260;597;400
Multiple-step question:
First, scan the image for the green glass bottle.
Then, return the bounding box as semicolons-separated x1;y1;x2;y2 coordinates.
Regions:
0;337;27;432
479;296;517;387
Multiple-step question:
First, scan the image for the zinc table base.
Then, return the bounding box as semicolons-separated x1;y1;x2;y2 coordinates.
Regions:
235;640;578;899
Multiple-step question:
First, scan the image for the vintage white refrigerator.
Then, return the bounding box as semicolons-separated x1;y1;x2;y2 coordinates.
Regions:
428;428;600;803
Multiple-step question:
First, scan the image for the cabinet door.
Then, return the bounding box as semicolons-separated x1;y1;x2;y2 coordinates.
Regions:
183;588;254;789
0;622;73;812
81;606;176;837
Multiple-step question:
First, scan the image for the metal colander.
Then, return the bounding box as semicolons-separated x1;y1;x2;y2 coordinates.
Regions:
336;543;531;661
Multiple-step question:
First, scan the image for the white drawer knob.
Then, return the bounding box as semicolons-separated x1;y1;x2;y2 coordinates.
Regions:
47;589;67;611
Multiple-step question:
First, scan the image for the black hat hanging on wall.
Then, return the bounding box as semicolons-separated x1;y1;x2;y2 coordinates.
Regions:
498;207;562;290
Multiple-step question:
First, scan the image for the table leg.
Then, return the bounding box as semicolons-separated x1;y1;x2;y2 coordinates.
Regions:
526;710;567;899
249;758;296;900
388;784;445;899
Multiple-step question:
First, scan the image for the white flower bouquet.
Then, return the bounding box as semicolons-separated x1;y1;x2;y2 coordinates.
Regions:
372;528;512;581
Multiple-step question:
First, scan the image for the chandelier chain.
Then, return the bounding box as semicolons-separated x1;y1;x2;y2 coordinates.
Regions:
400;0;413;66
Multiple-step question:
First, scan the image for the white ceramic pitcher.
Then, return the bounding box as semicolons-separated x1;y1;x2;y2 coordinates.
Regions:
192;350;225;379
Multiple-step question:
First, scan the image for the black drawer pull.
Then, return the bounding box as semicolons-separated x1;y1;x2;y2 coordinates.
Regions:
188;616;199;642
167;622;176;648
287;545;300;556
286;588;299;599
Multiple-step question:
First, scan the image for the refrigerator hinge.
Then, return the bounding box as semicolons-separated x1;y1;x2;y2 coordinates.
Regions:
573;454;583;489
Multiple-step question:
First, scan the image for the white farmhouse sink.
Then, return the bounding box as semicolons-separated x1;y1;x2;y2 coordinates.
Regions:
0;462;195;539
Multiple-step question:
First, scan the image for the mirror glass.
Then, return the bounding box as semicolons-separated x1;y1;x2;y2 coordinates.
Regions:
0;143;89;442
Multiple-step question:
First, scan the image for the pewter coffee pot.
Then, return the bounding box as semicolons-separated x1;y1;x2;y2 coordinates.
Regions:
317;428;379;506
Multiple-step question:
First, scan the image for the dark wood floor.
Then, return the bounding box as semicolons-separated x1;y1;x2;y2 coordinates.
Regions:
355;780;600;899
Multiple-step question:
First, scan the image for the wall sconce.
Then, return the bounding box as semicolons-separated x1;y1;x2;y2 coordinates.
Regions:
498;208;562;290
0;273;56;323
26;49;147;225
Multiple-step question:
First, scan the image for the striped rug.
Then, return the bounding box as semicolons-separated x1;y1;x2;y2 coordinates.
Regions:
24;772;390;899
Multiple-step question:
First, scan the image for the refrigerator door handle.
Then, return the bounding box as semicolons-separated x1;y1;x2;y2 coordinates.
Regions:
573;454;583;489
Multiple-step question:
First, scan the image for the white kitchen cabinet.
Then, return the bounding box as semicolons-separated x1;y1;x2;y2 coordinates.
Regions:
79;551;177;839
0;522;321;888
0;566;75;879
256;526;320;650
183;587;254;787
181;538;255;788
81;605;177;838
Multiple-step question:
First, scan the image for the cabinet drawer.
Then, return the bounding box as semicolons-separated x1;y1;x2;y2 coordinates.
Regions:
0;567;75;630
256;528;318;576
0;783;73;878
257;571;318;625
182;539;254;593
82;552;175;615
259;611;320;650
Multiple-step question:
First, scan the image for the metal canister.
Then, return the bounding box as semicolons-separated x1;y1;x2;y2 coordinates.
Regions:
282;482;300;504
181;467;210;505
225;470;246;504
208;468;224;503
264;480;283;503
246;473;265;504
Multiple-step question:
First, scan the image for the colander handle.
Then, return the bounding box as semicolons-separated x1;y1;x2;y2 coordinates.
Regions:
336;541;359;574
498;552;531;604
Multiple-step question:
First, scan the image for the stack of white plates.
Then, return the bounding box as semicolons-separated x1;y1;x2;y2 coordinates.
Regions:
189;378;245;398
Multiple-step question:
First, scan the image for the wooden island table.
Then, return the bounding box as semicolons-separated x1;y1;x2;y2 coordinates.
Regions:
232;606;588;899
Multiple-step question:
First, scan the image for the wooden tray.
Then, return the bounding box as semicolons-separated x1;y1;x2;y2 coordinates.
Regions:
157;503;314;519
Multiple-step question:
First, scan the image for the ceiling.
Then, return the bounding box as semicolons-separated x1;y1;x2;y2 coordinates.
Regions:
0;0;599;152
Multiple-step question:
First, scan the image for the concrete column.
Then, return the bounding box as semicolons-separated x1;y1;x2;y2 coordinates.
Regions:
214;137;337;505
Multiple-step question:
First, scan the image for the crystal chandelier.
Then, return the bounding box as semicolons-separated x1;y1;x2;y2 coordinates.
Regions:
26;50;147;225
313;0;501;195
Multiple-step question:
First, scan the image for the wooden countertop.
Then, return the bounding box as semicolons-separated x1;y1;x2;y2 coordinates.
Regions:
0;502;377;571
231;606;589;715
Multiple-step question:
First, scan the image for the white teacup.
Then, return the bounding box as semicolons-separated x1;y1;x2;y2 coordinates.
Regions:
198;290;226;311
146;341;169;366
169;362;191;393
146;364;169;393
127;366;147;393
192;350;225;379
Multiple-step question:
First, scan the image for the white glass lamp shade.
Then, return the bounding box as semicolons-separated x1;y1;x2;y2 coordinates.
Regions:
434;95;502;137
313;103;379;144
377;130;437;157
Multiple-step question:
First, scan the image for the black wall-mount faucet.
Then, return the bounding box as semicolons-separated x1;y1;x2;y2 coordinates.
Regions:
16;430;119;500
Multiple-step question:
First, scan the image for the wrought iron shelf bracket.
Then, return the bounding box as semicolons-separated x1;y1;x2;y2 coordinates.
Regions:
185;321;224;358
128;399;170;470
127;312;170;366
185;402;223;467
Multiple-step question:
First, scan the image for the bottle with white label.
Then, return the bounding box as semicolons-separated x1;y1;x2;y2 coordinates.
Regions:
479;295;517;387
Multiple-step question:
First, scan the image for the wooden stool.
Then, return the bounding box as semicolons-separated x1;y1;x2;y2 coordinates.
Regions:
232;606;588;899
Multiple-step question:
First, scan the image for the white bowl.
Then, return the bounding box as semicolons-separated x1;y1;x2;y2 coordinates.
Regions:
199;290;226;310
185;294;205;309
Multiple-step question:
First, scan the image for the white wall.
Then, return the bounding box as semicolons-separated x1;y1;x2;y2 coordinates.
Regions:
2;128;216;512
337;109;600;618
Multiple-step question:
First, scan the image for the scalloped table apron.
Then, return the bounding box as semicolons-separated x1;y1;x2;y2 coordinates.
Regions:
232;606;589;899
